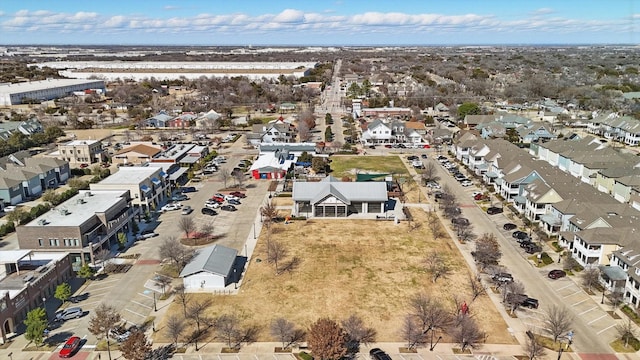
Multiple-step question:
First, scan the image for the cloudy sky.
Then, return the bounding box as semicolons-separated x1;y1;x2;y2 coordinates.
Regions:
1;0;639;45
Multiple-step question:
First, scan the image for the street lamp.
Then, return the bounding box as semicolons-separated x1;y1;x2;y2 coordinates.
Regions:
153;292;157;312
234;268;238;290
106;332;112;360
601;287;606;304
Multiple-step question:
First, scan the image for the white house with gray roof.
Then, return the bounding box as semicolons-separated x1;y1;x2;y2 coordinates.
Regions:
292;176;388;218
180;244;238;291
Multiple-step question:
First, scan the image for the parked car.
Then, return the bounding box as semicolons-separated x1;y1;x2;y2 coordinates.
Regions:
421;154;428;159
230;191;247;198
109;327;131;342
437;155;448;162
221;205;237;212
384;144;393;148
227;199;241;205
512;230;529;240
454;173;466;181
524;243;542;254
59;336;81;358
548;269;567;279
492;272;514;283
460;180;473;187
451;217;470;226
161;203;181;212
55;307;84;322
201;208;218;216
407;155;418;161
181;206;194;215
503;223;517;231
181;186;197;193
423;144;431;149
172;194;189;201
473;193;487;201
210;196;225;203
426;181;441;189
204;202;220;209
136;230;158;240
487;207;504;215
443;162;456;169
369;348;392;360
224;194;239;201
521;297;539;309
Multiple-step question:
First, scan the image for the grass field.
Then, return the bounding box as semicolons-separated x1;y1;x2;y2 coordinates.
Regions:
330;155;410;179
155;208;514;345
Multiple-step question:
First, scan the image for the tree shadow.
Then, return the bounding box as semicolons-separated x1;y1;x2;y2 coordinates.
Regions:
280;256;301;274
45;330;75;345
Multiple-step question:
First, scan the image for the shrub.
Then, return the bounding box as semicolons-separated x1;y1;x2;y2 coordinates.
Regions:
298;351;313;360
0;222;15;236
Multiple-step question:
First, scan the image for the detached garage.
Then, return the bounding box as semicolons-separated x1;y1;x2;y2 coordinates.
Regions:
179;244;238;292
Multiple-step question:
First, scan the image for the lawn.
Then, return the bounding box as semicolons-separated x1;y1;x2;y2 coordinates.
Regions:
155;209;514;345
329;155;409;179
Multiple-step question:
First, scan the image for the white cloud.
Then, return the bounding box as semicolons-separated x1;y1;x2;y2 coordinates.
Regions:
0;7;633;43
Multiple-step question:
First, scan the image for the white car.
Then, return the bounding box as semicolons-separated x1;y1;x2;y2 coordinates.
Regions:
136;230;158;240
460;180;473;187
224;194;239;201
204;201;220;209
426;181;441;189
443;162;456;169
161;203;182;212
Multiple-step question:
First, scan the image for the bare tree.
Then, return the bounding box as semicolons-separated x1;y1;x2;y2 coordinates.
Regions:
341;314;377;353
199;222;214;240
297;120;312;142
154;275;172;295
422;161;439;183
609;287;625;311
503;281;527;314
94;248;113;267
468;274;486;302
425;252;451;283
456;221;476;242
174;284;188;317
400;314;426;350
233;171;245;188
562;255;579;272
426;210;444;241
219;168;231;188
187;298;213;350
165;315;186;347
524;332;546;360
472;233;502;270
260;200;279;229
450;316;484;352
267;240;288;275
120;330;151;360
178;216;197;240
544;305;574;343
581;267;600;293
270;317;305;349
215;314;242;349
408;293;451;349
616;320;637;349
159;236;194;270
307;318;347;360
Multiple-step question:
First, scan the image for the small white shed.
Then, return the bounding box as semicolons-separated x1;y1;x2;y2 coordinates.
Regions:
179;244;238;291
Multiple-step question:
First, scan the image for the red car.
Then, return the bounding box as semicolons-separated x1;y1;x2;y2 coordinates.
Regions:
230;191;246;198
423;144;431;149
59;336;81;358
210;196;225;203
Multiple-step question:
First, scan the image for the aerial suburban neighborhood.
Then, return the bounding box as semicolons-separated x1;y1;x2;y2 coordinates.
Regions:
1;43;640;360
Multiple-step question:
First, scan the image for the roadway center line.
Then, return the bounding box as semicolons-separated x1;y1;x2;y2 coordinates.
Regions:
588;314;608;324
131;300;152;309
124;308;146;318
597;323;617;334
563;291;582;298
578;306;598;315
572;298;589;306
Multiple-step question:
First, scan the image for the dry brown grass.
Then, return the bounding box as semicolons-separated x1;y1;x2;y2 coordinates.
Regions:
155;208;514;344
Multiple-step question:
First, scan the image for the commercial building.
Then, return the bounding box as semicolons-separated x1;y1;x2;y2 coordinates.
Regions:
0;79;105;106
90;167;169;215
0;250;72;343
52;139;105;165
16;190;135;268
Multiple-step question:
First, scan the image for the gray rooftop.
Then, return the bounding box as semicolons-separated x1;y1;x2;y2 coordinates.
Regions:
292;176;388;203
0;79;105;94
98;167;161;185
180;244;238;278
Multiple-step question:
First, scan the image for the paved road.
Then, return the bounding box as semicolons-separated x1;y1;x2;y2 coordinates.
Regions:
316;59;346;145
426;151;615;354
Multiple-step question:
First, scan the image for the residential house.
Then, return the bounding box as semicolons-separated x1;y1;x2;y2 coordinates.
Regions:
360;119;393;145
195;110;221;130
292;176;388;218
0;118;44;140
168;112;197;128
145;111;174;128
249;119;296;146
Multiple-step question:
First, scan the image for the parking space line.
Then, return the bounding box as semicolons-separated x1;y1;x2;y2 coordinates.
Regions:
556;283;575;291
588;314;608;324
578;306;598;315
562;290;582;298
124;308;146;318
597;323;617;334
78;300;101;307
572;298;589;306
131;300;152;309
138;292;153;300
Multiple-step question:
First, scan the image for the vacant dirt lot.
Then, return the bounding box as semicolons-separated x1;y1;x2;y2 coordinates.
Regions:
156;208;514;344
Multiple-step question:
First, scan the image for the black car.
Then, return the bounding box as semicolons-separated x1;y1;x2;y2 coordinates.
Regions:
487;207;504;215
227;199;241;205
201;208;217;216
451;217;470;226
421;154;428;159
503;223;517;231
221;205;237;212
407;155;418;161
181;186;197;193
369;348;392;360
521;297;539;309
512;230;529;240
524;243;542;254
